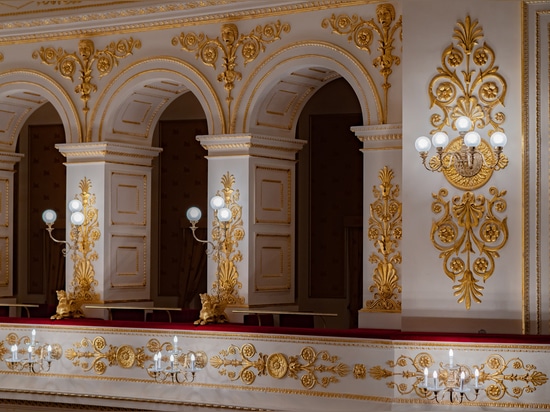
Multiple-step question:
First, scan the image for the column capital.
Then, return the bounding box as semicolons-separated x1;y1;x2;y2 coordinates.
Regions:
196;134;307;160
0;151;24;171
351;123;402;151
55;142;162;166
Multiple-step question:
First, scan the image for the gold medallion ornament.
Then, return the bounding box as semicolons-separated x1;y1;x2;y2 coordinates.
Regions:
431;187;508;309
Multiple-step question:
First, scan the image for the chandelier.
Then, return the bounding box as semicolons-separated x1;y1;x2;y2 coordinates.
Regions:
414;115;507;180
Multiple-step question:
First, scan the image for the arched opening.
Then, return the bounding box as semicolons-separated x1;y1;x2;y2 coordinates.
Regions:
296;77;363;329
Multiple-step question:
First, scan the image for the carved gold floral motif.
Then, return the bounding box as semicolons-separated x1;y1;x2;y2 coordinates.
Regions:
32;37;141;141
211;172;245;306
322;3;402;123
368;352;548;401
210;344;350;389
365;166;402;312
431;187;508;309
427;15;508;189
66;336;147;375
171;21;289;130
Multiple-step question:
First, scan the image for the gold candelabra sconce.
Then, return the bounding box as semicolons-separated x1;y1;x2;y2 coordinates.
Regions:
414;15;509;190
418;349;482;404
415;115;508;190
186;172;245;325
148;336;206;383
5;330;62;374
42;199;85;256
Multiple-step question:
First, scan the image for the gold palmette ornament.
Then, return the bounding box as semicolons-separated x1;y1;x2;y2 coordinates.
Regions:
51;177;101;320
365;166;402;312
187;172;245;325
430;186;508;309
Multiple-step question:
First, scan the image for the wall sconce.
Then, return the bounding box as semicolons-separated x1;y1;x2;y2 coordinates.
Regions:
186;195;232;252
418;349;482;404
414;116;508;188
148;335;205;383
42;199;85;256
6;329;61;373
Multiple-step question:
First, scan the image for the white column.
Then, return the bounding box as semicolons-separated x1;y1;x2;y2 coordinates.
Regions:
196;134;306;316
352;124;402;330
56;142;161;307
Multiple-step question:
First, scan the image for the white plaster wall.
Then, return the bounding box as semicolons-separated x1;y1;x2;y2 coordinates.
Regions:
401;0;523;333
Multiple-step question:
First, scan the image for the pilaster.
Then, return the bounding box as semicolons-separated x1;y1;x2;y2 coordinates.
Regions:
56;142;162;307
196;134;306;317
352;124;403;330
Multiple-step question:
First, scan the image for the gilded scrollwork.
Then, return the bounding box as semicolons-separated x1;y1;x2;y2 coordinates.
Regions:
65;336;146;375
211;172;245;307
210;344;350;389
171;21;290;129
365;166;402;312
431;187;508;309
32;37;141;141
368;352;548;402
322;3;402;123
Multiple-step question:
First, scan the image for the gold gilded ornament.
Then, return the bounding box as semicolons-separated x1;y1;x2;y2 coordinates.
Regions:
210;344;350;389
365;166;402;312
51;177;101;320
431;187;508;309
427;15;508;189
32;38;141;141
322;4;402;123
172;21;290;131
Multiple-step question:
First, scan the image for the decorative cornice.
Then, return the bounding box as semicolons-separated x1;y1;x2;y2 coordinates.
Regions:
351;123;402;150
0;0;377;45
197;133;307;160
55;142;162;166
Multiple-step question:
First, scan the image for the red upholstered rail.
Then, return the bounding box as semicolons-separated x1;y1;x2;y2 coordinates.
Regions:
0;316;549;344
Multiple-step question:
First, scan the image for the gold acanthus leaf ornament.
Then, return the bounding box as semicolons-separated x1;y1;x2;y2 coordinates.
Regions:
65;336;147;375
368;352;548;401
321;3;402;124
429;15;506;136
210;344;350;389
32;37;141;141
431;187;508;309
365;166;402;312
171;21;290;131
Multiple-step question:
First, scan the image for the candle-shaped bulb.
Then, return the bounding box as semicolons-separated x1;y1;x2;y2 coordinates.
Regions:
460;371;465;391
31;329;36;345
449;349;454;366
432;370;438;389
423;367;428;387
157;351;162;369
28;345;32;361
47;345;52;361
173;336;178;351
170;354;175;369
474;368;479;387
11;344;17;361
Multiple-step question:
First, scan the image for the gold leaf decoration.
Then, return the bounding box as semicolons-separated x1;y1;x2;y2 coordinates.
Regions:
431;187;508;309
210;344;350;390
365;166;402;312
322;4;402;123
66;336;146;375
32;38;141;141
172;21;290;129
